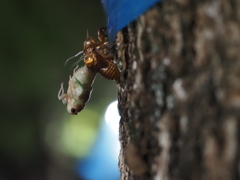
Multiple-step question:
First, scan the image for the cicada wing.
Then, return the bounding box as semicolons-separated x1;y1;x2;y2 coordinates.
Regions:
73;77;84;97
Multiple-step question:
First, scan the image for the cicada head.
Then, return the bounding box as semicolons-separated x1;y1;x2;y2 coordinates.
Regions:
58;74;93;115
66;98;85;115
58;82;84;115
66;86;92;115
83;37;95;54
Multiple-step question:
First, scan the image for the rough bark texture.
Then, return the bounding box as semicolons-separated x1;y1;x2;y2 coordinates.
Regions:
116;0;240;179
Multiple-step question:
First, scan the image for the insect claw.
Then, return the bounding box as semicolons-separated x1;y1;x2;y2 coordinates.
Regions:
58;83;68;105
58;82;64;100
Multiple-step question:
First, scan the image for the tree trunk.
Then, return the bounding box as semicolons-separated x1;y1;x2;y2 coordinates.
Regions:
116;0;240;179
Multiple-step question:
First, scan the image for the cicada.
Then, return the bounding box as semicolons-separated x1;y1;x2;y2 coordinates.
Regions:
58;27;120;115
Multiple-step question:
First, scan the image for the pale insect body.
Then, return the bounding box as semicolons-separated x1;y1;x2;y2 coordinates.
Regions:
58;65;96;115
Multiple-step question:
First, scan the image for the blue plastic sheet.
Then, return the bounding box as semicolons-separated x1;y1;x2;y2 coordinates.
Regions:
101;0;160;42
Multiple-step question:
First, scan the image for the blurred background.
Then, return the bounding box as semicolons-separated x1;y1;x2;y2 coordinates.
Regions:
0;1;120;180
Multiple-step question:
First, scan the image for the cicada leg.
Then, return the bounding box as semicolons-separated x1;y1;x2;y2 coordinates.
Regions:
98;27;107;43
58;83;68;105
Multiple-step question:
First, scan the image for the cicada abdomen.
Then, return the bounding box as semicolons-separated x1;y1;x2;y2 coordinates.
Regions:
98;61;120;81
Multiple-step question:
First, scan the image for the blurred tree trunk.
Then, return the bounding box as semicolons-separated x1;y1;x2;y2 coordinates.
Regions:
116;0;240;179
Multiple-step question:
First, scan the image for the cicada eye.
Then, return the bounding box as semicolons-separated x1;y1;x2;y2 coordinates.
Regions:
71;108;77;114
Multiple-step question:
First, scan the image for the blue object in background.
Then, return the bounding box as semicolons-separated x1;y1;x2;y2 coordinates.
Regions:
76;120;120;180
101;0;160;42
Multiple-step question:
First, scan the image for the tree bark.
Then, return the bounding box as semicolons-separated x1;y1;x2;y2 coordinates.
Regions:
116;0;240;179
